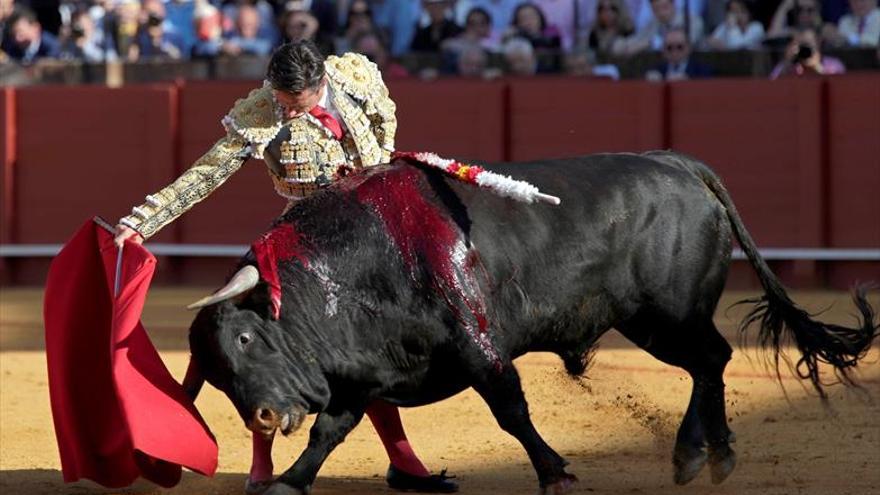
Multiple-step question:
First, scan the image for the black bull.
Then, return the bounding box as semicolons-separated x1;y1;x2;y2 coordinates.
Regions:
183;151;877;494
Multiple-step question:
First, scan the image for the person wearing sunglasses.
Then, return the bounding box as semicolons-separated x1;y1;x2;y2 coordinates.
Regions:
645;27;712;81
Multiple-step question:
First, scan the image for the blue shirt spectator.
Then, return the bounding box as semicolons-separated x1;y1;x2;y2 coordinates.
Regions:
2;8;61;63
369;0;421;57
164;0;197;58
220;4;274;56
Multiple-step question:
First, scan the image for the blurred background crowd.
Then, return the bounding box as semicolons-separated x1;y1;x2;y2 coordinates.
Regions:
2;0;879;82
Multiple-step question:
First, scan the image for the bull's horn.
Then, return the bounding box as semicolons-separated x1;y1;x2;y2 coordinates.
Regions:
187;265;260;310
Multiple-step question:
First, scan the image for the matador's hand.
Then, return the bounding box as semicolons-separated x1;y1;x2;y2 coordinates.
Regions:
114;224;144;248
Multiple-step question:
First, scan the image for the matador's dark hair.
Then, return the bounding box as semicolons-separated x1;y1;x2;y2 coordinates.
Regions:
266;40;326;93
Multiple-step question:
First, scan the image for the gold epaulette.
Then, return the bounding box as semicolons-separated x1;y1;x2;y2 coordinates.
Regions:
324;53;384;101
222;84;283;158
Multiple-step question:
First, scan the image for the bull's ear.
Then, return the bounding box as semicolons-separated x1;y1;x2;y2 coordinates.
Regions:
236;281;275;320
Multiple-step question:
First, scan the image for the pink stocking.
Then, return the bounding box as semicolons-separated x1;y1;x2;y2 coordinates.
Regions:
366;401;430;477
249;430;275;482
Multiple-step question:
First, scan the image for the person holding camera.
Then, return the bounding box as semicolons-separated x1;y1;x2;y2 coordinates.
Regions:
770;27;845;79
59;9;107;62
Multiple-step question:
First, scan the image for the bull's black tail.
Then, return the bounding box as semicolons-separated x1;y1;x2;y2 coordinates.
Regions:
646;151;878;400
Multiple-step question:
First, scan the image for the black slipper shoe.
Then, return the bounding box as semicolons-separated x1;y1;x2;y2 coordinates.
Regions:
386;465;459;493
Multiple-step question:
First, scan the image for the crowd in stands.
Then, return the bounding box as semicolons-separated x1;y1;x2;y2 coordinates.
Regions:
1;0;879;80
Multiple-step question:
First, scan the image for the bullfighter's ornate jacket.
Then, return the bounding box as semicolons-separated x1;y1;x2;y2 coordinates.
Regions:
119;52;397;239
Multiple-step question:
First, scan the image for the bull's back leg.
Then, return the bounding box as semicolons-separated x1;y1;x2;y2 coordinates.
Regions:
469;359;577;493
616;314;736;485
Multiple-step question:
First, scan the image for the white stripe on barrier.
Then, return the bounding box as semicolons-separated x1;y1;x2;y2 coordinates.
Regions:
0;244;879;261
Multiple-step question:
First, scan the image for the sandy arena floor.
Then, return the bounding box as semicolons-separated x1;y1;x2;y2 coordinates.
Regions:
1;288;878;495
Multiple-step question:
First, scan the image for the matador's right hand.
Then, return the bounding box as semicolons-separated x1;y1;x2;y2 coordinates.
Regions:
114;224;144;248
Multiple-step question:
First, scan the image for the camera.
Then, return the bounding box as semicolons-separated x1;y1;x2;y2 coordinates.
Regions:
793;44;813;64
147;13;164;27
71;23;86;38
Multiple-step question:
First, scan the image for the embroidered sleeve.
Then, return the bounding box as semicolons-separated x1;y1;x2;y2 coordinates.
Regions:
326;53;397;164
120;85;283;239
119;135;250;239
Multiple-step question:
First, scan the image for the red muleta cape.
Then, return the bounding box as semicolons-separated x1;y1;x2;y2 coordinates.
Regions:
44;219;218;488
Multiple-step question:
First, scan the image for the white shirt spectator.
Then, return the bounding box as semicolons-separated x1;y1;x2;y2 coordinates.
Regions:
709;20;764;49
837;7;880;47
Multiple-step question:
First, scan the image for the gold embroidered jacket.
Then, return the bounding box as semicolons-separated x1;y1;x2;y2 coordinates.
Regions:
120;52;397;239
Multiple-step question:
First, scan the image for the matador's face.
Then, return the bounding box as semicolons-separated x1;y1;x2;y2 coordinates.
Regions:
274;78;326;120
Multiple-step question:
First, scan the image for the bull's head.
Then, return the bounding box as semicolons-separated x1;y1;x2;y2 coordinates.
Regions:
183;265;329;438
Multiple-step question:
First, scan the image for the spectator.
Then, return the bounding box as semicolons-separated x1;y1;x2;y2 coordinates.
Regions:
454;0;523;41
708;0;764;50
191;0;222;57
59;9;107;62
587;0;635;61
164;0;197;57
280;3;335;55
770;27;846;78
630;0;706;32
1;7;60;63
352;30;410;78
504;2;561;71
825;0;880;47
411;0;462;53
220;4;274;56
336;0;376;54
768;0;823;40
502;35;538;75
564;49;621;79
134;0;185;59
613;0;704;55
645;28;712;80
368;0;421;57
442;6;499;55
456;41;492;76
221;0;279;48
505;3;561;49
106;0;141;61
532;0;575;51
135;2;183;60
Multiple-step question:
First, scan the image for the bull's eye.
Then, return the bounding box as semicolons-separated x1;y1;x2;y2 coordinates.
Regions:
238;333;253;346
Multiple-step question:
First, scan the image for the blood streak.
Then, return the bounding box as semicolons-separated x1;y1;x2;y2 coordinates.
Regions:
251;223;309;319
356;166;501;368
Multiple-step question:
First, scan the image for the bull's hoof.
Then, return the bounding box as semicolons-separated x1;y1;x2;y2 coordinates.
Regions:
538;473;578;495
709;446;737;485
245;477;273;495
673;446;708;486
262;481;307;495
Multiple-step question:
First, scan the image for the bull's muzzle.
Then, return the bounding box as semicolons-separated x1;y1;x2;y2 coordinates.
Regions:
247;406;306;437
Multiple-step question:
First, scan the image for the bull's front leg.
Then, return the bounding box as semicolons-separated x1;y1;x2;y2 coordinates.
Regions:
264;407;364;495
472;364;577;494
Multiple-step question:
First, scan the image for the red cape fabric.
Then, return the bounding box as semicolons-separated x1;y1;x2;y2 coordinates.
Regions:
44;219;218;488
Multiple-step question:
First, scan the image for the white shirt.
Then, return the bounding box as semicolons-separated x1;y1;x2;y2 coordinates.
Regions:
710;21;764;49
838;8;880;47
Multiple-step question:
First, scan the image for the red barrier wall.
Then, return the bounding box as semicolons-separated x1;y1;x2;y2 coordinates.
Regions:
12;85;178;284
826;75;880;286
3;76;879;287
1;88;15;284
390;79;507;162
668;78;826;286
508;79;665;161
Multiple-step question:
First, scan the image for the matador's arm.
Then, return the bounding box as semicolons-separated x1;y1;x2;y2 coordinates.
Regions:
119;85;282;239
